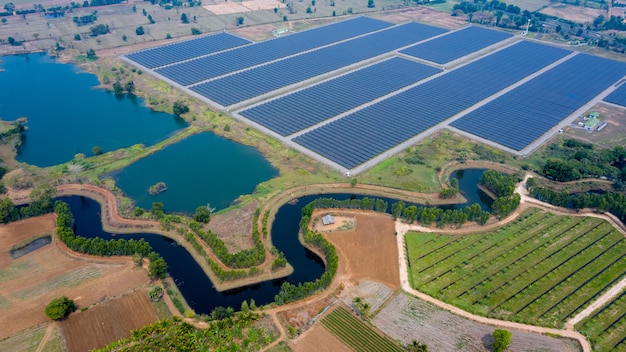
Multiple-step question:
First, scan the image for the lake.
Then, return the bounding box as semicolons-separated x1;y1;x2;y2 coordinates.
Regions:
109;132;278;214
0;53;187;167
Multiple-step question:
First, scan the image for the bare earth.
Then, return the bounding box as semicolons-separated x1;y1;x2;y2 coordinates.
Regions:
61;290;159;352
290;323;351;352
0;215;152;340
540;4;604;24
209;201;257;252
203;0;284;15
378;7;468;29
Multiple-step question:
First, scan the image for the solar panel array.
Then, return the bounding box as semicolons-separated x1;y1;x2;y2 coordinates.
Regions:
191;22;448;107
293;41;571;169
451;54;626;151
400;26;513;64
125;33;251;69
239;58;441;136
604;81;626;107
154;17;393;86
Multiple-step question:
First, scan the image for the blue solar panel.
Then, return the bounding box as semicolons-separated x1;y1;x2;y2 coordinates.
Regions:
604;80;626;107
238;57;441;136
125;33;251;69
155;17;393;85
451;54;626;151
191;22;448;106
400;26;512;64
293;41;571;169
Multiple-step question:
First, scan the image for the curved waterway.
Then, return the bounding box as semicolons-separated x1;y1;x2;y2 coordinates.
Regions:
57;168;491;314
0;53;187;167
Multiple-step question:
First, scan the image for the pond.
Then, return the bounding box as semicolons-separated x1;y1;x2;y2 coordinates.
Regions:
57;170;491;314
0;53;188;167
109;132;278;214
10;236;52;259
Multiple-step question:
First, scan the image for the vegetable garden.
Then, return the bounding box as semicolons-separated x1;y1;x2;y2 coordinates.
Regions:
406;208;626;328
320;306;403;352
576;290;626;351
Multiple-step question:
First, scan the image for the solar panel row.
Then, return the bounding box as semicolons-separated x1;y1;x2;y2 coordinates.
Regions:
451;54;626;151
400;25;513;64
604;80;626;107
154;16;393;86
238;57;441;136
125;33;251;69
293;41;571;169
191;22;449;107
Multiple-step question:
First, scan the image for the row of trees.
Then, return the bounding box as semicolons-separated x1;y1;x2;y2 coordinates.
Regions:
392;201;490;227
189;208;265;269
0;184;56;223
301;197;389;217
55;201;167;279
530;185;626;223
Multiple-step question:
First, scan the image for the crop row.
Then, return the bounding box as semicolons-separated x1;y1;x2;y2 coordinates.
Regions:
321;307;402;352
421;213;574;292
410;208;545;261
414;211;553;274
577;290;626;352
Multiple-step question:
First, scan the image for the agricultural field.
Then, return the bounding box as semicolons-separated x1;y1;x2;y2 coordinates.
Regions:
373;292;582;351
575;291;626;352
60;290;159;352
406;208;626;328
320;306;403;352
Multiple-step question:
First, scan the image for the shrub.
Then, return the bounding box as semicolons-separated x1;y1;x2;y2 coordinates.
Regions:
45;296;76;320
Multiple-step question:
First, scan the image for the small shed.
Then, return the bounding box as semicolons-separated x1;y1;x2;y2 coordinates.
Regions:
322;214;335;226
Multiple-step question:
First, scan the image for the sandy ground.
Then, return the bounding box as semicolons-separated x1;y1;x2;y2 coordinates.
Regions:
539;4;604;24
378;7;468;29
0;215;151;340
204;0;284;15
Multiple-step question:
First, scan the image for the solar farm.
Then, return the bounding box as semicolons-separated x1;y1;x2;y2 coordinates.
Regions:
123;16;626;173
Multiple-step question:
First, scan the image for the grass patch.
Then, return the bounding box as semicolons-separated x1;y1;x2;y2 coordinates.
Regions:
0;325;46;352
406;208;626;328
576;290;626;352
321;306;403;352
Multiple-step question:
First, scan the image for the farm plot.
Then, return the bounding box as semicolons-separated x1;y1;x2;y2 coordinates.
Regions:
399;25;513;65
294;40;569;169
575;290;626;352
373;292;581;352
405;208;626;328
191;22;447;107
451;53;626;151
238;57;441;136
153;16;393;86
320;306;403;352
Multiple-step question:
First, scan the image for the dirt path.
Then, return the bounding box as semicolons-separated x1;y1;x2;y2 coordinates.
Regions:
34;323;55;352
566;275;626;328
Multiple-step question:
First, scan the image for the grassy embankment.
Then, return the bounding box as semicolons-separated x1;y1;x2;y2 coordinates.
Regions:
406;208;626;328
576;290;626;352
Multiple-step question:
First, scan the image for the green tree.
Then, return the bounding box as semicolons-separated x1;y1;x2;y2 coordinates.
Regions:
194;206;211;223
30;184;56;213
112;81;124;95
149;258;167;279
132;252;143;266
125;80;135;93
492;329;512;352
236;16;244;25
133;207;144;216
135;26;144;35
181;13;188;23
172;100;189;116
350;178;357;187
407;340;429;352
367;0;375;7
122;34;127;41
91;146;103;155
86;48;96;59
0;197;15;223
132;4;136;12
74;33;81;40
148;285;163;301
45;296;76;320
191;27;201;35
7;36;16;45
151;202;164;219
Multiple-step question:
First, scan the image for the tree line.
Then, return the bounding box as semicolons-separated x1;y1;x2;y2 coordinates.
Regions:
302;197;389;216
55;201;167;279
391;201;491;227
529;185;626;223
0;184;56;223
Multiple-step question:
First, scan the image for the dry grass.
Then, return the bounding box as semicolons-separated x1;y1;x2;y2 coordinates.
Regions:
563;102;626;149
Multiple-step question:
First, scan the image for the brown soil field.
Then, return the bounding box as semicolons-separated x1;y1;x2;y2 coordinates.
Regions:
539;4;604;24
317;210;400;289
0;215;152;340
0;213;55;267
378;7;468;29
290;322;351;352
61;290;159;352
279;295;336;328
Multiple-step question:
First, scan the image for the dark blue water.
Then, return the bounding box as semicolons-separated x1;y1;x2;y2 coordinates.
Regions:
10;236;52;259
0;53;188;167
451;168;493;210
110;132;278;214
57;175;491;314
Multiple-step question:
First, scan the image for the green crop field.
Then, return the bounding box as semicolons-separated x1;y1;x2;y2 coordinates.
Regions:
576;291;626;352
320;306;403;352
406;208;626;328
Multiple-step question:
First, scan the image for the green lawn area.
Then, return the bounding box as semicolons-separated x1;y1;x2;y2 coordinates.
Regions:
406;208;626;328
576;291;626;352
321;306;403;352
